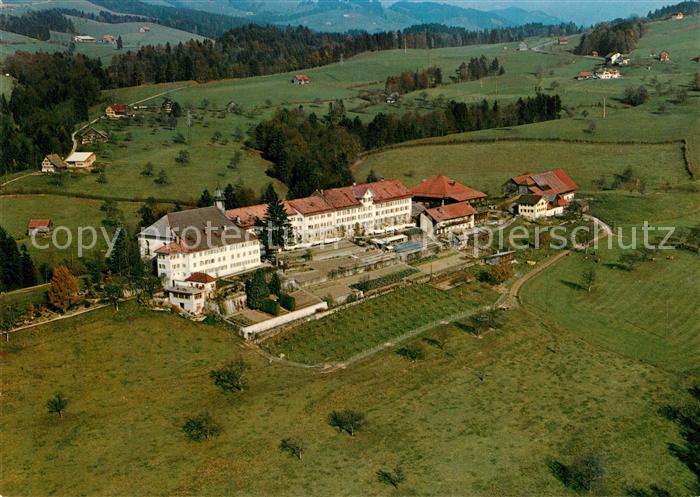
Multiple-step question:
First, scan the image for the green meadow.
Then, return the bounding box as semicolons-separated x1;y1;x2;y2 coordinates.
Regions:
2;301;695;496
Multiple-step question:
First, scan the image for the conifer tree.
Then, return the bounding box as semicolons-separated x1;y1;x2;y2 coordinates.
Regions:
20;245;37;287
262;189;291;251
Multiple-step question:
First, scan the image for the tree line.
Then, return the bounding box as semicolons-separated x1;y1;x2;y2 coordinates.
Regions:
0;10;74;41
0;226;37;292
574;19;645;56
253;92;562;197
455;56;504;82
646;1;700;19
385;66;443;95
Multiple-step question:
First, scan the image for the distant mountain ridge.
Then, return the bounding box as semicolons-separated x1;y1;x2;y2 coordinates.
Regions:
147;0;564;32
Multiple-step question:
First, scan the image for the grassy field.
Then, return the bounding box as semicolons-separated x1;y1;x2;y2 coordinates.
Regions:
358;141;690;195
1;301;695;496
0;194;143;267
263;283;496;365
522;246;700;377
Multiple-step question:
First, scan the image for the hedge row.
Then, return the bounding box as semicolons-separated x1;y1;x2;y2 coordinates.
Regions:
278;293;296;311
260;298;281;316
351;268;418;292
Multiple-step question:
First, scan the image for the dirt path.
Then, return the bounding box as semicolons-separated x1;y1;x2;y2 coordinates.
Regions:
0;172;40;188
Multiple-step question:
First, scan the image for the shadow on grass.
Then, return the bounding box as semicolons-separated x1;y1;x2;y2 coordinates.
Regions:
560;280;585;291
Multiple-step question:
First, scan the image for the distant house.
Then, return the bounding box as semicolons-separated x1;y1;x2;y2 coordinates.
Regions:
659;50;670;62
577;71;592;80
419;201;477;238
65;151;96;169
139;26;151;33
410;175;487;207
102;35;115;43
105;103;129;119
606;52;629;66
41;154;68;173
27;219;52;237
671;12;684;20
161;98;173;114
78;126;108;145
386;92;400;104
595;68;621;79
73;35;96;43
558;37;569;45
226;101;242;113
292;74;311;85
518;41;528;51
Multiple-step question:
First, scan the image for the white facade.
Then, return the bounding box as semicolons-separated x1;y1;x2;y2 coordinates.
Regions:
155;240;260;287
289;194;413;247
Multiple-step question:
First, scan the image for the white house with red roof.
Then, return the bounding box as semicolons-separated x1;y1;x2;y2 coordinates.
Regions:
226;179;414;248
292;74;311;85
138;201;261;288
27;219;52;236
164;272;217;315
419;201;477;239
105;103;130;119
504;169;578;219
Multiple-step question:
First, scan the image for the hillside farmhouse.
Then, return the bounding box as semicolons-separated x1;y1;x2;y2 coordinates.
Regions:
595;68;621;79
105;103;130;119
41;154;68;173
292;74;311;85
78;126;108;145
577;71;592;80
672;12;684;19
606;52;629;66
419;201;477;239
518;41;528;51
65;151;96;169
226;179;414;247
27;219;52;236
558;37;569;45
138;204;261;287
164;272;217;315
660;50;671;62
504;169;577;219
73;35;96;43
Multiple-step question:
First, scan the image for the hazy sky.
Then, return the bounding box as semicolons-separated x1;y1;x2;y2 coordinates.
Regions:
384;0;675;24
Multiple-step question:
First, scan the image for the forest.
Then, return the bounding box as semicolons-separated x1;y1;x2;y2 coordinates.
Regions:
0;10;74;41
253;92;562;197
385;66;444;95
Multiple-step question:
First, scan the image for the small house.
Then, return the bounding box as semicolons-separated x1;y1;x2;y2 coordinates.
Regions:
595;68;620;79
606;52;622;65
672;12;684;20
102;35;115;43
78;126;108;145
139;26;151;33
518;41;528;51
558;37;569;45
292;74;311;85
105;103;129;119
659;50;670;62
27;219;52;237
165;272;217;315
161;98;173;114
41;154;68;173
65;151;96;169
73;35;96;43
386;92;400;104
577;71;592;80
504;169;577;202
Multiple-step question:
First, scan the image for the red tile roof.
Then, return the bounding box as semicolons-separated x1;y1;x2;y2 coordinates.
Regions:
186;272;216;283
226;203;270;228
28;219;51;229
294;74;310;81
425;201;477;222
155;241;190;255
109;103;128;113
510;169;577;195
286;195;334;216
410;175;486;202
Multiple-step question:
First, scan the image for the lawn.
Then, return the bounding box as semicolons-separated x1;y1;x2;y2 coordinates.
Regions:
522;246;700;376
0;194;143;268
1;302;694;495
263;284;496;365
357;141;689;195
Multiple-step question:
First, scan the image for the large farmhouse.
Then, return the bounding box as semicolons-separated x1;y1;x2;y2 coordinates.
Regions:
78;126;109;145
226;179;414;248
65;151;96;169
419;201;477;238
504;169;577;219
41;154;68;173
105;103;130;119
410;175;487;206
138;204;261;287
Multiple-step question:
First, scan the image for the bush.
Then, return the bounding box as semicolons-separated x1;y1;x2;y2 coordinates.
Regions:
377;466;405;488
622;85;650;106
280;438;305;459
260;298;281;316
182;413;221;442
328;409;365;436
278;293;296;311
396;343;425;362
209;359;246;392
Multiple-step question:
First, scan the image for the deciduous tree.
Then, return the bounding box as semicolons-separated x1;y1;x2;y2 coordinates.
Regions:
48;265;80;312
